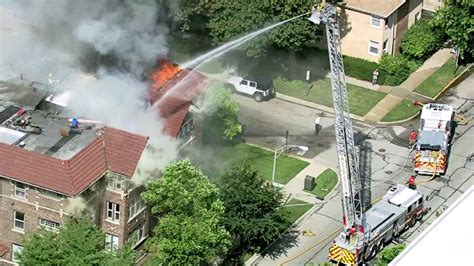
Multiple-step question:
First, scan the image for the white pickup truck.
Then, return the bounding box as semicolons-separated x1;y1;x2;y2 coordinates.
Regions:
227;77;275;102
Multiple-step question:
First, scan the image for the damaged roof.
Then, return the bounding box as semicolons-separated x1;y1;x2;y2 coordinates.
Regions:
149;69;209;138
0;127;148;196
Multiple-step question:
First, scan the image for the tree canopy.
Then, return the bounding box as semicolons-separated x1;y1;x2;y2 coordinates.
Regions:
400;19;445;62
432;0;474;58
218;163;291;262
142;160;231;265
376;243;406;266
17;216;135;265
203;83;242;140
176;0;317;57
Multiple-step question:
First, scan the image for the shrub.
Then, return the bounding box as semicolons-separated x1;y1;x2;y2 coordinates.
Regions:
343;55;379;81
400;19;445;61
378;55;419;86
377;243;406;266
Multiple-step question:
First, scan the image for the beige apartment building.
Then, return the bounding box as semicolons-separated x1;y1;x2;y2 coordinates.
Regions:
340;0;423;61
0;103;151;264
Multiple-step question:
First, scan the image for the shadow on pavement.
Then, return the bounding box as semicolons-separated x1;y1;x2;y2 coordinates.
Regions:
261;227;300;260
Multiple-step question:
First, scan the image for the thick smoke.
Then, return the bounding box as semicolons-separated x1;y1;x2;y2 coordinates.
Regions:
1;1;178;185
1;0;168;80
65;70;178;185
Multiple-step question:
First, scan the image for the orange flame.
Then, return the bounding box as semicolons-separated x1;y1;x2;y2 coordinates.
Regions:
150;59;182;89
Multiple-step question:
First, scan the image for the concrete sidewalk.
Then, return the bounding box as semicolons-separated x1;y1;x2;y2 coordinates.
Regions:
364;48;452;122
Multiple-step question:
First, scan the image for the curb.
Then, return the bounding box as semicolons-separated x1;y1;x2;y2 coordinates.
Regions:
376;64;472;125
275;93;365;121
377;110;421;125
433;64;472;101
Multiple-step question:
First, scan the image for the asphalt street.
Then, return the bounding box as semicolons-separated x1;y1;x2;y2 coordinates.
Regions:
237;74;473;265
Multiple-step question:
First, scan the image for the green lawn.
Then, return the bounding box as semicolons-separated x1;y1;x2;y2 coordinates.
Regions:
304;169;338;199
219;143;309;185
414;58;466;98
281;198;313;224
381;99;422;122
273;76;387;116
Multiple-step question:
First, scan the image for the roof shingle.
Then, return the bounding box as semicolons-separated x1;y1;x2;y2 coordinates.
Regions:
149;69;209;138
0;127;148;195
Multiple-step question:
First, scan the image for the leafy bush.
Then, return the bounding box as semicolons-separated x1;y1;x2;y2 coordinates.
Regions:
400;19;445;61
343;55;379;81
378;55;419;86
376;243;406;266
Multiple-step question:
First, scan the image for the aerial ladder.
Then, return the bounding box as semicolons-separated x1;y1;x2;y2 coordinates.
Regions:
308;1;366;264
309;2;426;265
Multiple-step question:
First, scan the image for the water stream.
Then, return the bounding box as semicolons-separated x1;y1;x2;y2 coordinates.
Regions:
153;12;310;109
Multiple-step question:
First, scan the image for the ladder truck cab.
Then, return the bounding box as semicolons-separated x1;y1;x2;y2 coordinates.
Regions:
329;185;424;265
414;103;454;175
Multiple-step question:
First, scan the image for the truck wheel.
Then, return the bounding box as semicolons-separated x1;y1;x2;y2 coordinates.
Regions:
409;218;416;227
254;93;263;102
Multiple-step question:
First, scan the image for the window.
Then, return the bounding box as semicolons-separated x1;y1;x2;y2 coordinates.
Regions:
418;198;423;205
108;176;123;191
249;81;256;87
11;244;23;263
179;119;194;139
128;223;146;247
106;202;120;222
371;17;381;28
128;197;146;220
13;211;25;231
240;80;248;86
383;39;388;53
368;41;379;55
408;205;413;213
39;218;60;231
14;182;26;199
105;234;119;252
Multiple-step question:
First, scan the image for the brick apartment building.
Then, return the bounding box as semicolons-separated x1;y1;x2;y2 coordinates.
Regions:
0;106;150;264
0;68;209;264
339;0;423;61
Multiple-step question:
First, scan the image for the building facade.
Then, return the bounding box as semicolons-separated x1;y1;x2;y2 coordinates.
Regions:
340;0;423;61
0;108;151;265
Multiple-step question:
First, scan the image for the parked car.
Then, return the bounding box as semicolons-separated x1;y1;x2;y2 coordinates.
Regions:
227;77;275;102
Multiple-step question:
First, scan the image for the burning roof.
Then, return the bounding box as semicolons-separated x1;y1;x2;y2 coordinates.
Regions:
149;60;209;138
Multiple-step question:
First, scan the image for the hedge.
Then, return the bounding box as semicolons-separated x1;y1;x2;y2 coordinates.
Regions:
343;55;379;81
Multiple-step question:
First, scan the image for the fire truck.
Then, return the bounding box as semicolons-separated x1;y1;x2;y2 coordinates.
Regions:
414;103;454;175
308;2;426;264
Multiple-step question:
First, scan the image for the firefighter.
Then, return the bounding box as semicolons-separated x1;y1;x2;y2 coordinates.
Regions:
409;130;417;147
408;175;416;190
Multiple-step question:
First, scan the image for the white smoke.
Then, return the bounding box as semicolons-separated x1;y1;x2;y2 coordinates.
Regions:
1;0;168;80
63;70;178;185
0;1;179;184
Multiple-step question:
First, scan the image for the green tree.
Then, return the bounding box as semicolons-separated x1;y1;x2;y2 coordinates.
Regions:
432;0;474;58
176;0;317;57
142;160;231;265
204;83;242;140
18;216;135;265
376;243;406;266
218;163;291;262
400;19;445;61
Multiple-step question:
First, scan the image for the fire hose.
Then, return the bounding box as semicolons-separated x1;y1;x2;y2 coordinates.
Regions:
416;151;441;184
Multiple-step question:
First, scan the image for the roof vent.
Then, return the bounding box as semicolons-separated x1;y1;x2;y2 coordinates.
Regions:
18;141;26;148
